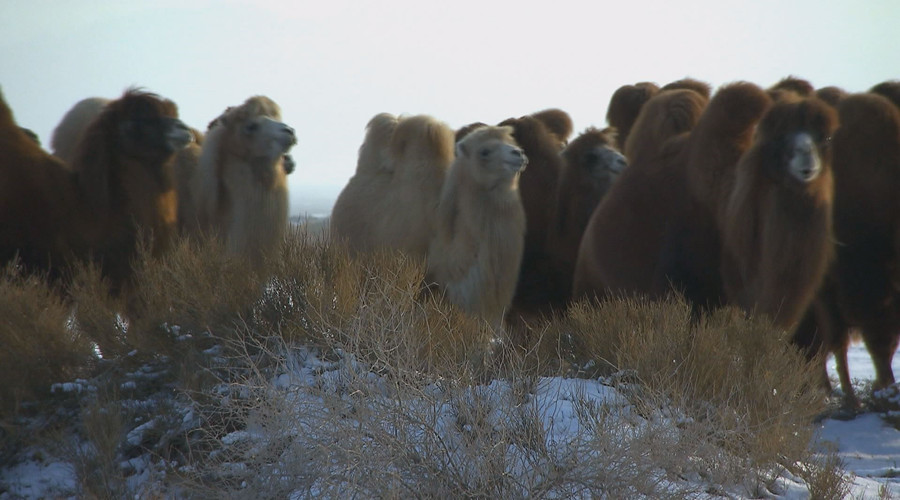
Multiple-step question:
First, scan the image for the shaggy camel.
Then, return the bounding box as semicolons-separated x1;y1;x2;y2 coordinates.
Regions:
794;91;900;403
1;88;193;291
1;90;88;278
721;95;837;330
573;88;709;304
426;126;527;328
330;113;455;259
71;89;194;291
192;96;296;267
498;111;570;318
545;127;625;310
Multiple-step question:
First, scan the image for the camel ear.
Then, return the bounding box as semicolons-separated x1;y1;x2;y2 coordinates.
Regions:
499;125;515;135
207;106;233;131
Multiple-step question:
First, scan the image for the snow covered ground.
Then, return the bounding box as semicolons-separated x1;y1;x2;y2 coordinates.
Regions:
1;342;899;498
820;348;900;497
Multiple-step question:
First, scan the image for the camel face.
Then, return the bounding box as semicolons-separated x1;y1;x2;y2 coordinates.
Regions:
586;145;627;181
500;142;528;173
238;116;297;163
117;109;193;162
469;138;527;187
165;120;195;150
787;132;822;183
456;126;527;190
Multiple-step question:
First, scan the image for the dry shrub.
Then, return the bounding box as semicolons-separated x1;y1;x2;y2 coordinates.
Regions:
67;260;128;358
71;393;128;498
155;235;844;497
254;227;496;377
0;263;94;415
560;296;827;476
795;443;852;500
178;335;695;499
63;232;264;365
3;224;847;496
125;234;264;355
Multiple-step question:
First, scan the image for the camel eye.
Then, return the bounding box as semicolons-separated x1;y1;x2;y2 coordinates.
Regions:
244;122;259;135
479;148;492;159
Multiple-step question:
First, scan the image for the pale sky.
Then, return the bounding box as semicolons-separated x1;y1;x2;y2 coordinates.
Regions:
1;0;897;215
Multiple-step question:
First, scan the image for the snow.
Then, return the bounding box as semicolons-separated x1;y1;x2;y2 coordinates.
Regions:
0;460;76;500
818;414;900;478
2;342;899;498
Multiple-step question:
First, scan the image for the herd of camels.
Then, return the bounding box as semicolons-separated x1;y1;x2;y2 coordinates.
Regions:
1;76;898;407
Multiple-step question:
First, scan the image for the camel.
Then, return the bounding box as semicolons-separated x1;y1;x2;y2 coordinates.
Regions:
545;127;625;310
573;88;709;304
191;96;296;268
794;91;900;403
1;88;193;292
721;94;837;329
426;126;528;328
330;113;455;259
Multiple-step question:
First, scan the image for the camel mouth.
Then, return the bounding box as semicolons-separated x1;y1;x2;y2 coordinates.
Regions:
167;123;194;151
505;159;527;173
595;169;621;182
795;167;821;183
788;157;822;183
589;148;627;179
283;154;296;175
506;149;528;173
610;155;627;174
277;134;297;155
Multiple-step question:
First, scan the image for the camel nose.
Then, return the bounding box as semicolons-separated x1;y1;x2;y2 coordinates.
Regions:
167;119;194;149
794;134;814;155
283;124;297;145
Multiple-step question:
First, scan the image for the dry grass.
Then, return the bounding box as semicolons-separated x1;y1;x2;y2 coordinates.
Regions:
66;260;128;358
126;235;264;354
251;227;497;378
557;296;828;483
796;443;852;500
0;262;94;416
0;226;852;497
171;243;839;497
178;333;701;498
70;391;128;498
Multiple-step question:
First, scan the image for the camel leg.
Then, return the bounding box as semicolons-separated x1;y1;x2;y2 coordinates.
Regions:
792;294;849;398
833;342;859;408
862;328;899;391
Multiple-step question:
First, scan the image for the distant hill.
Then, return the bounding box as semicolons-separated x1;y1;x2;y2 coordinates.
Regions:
289;183;341;218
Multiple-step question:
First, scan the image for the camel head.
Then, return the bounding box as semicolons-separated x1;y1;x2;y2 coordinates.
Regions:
562;127;627;193
456;125;527;189
756;97;836;188
114;91;193;163
586;145;626;181
214;96;297;171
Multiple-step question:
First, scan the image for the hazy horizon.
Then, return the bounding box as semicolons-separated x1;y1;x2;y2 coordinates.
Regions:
2;0;897;216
